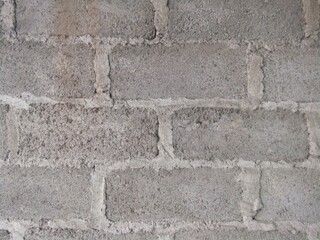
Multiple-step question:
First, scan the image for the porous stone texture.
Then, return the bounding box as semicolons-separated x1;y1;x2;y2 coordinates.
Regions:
105;167;242;221
110;44;247;100
0;104;8;160
0;39;95;98
257;168;320;222
16;0;155;38
0;230;10;240
0;166;91;220
167;0;304;42
2;0;320;237
175;229;308;240
15;104;158;163
0;0;4;37
172;108;309;162
24;229;107;240
24;229;156;240
263;46;320;102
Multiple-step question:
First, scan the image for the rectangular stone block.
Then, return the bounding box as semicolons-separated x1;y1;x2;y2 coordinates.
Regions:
106;167;242;221
172;108;308;162
25;229;156;240
0;166;91;220
110;44;247;100
16;0;155;39
263;47;320;102
16;104;158;163
0;104;8;160
0;40;95;98
168;0;304;42
0;230;10;240
175;229;307;240
257;168;320;222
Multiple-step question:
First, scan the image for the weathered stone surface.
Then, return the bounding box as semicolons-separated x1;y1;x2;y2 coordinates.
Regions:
16;0;155;39
263;47;320;102
110;44;247;100
172;108;308;162
0;104;8;160
25;228;157;240
106;167;242;221
16;104;158;163
175;229;307;240
0;166;91;220
0;230;10;240
0;40;95;98
257;169;320;222
0;0;4;37
167;0;304;42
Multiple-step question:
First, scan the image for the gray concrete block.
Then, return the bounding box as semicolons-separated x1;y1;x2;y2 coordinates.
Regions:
172;108;308;162
0;230;10;240
175;229;307;240
257;169;320;222
25;229;106;240
0;166;91;220
167;0;304;42
0;104;8;160
110;44;247;100
263;47;320;102
106;167;242;221
25;228;156;240
16;104;158;163
0;0;3;37
0;40;95;98
16;0;155;39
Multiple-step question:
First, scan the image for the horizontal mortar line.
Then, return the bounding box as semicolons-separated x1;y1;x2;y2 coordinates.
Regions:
1;94;320;112
2;34;309;48
1;218;319;235
2;157;320;171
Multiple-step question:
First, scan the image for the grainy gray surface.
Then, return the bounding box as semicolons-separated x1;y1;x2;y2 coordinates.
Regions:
175;229;308;240
0;40;95;98
257;168;320;222
167;0;304;41
1;0;319;238
0;104;8;160
16;0;155;38
24;229;156;240
263;46;320;102
0;230;10;240
110;44;247;100
15;104;158;163
172;108;309;162
106;167;242;221
0;166;91;220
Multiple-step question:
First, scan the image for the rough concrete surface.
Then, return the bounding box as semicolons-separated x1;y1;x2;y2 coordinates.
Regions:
16;0;155;38
106;167;242;221
1;0;320;238
0;230;10;240
0;104;8;160
172;108;309;162
24;228;156;240
0;40;95;99
263;46;320;102
15;104;158;163
175;229;308;240
110;44;247;100
167;0;304;41
0;166;91;220
257;168;320;222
